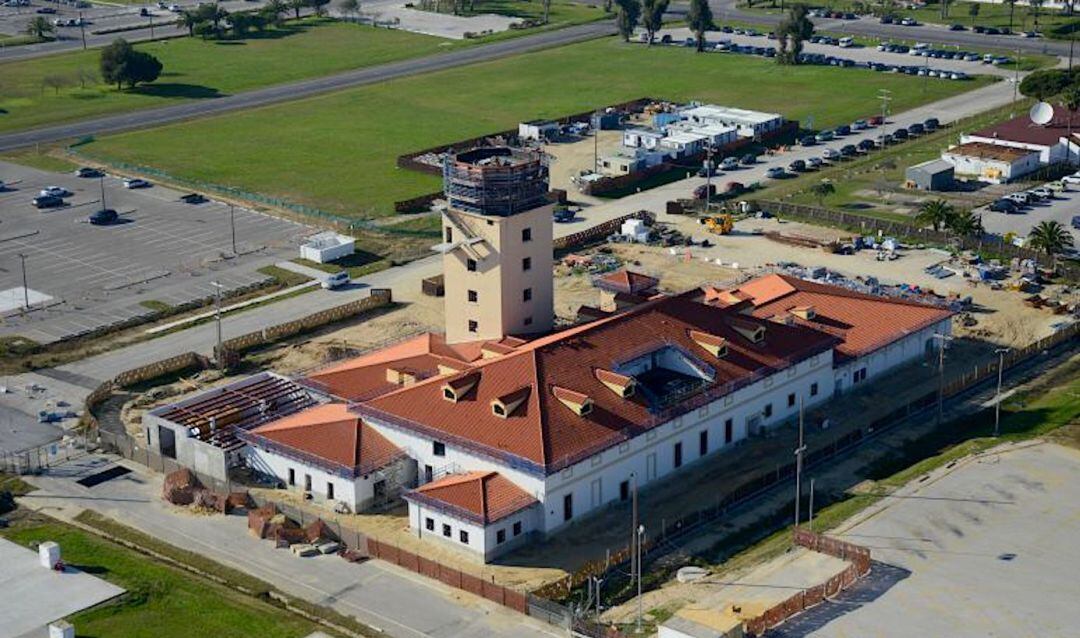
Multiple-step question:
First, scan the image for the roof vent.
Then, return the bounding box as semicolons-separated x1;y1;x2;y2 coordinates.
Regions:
689;330;729;358
791;305;816;320
595;369;636;398
552;386;594;417
491;387;530;418
442;372;480;403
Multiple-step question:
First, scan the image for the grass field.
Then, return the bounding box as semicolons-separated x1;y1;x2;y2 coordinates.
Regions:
0;19;453;133
78;37;994;218
738;0;1080;38
0;514;321;638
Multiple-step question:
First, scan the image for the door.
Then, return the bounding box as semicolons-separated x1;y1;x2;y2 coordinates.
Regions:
590;478;602;509
158;426;176;459
646;453;657;480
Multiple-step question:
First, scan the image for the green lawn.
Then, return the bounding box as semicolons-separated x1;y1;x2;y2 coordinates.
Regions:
78;37;993;218
1;516;321;638
739;0;1080;39
0;19;454;133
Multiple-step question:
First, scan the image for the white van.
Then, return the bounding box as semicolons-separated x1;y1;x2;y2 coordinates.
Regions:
838;37;854;48
321;271;349;290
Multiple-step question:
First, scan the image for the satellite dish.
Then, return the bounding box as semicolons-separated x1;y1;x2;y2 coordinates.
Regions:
1030;101;1054;126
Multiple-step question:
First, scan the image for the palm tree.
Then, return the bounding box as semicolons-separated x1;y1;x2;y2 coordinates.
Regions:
1027;221;1074;256
1028;0;1044;30
25;16;55;40
916;199;954;231
946;209;983;236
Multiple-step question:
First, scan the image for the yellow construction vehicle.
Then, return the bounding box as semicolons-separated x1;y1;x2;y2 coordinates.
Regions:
699;214;734;235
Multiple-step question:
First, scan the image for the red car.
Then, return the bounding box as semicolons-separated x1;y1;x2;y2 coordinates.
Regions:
868;115;884;126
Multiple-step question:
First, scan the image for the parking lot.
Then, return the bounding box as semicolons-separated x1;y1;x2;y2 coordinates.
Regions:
978;181;1080;245
0;160;308;344
812;443;1080;637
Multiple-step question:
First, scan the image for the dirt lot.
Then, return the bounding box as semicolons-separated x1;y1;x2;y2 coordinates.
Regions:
544;129;624;204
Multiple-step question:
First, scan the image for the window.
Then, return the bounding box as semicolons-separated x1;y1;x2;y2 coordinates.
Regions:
467;258;477;272
522;257;532;271
811;382;819;397
433;441;446;457
763;404;773;418
460;530;469;544
468;320;478;333
725;418;733;444
288;468;295;486
424;464;433;482
513;521;522;536
442;524;451;538
327;482;335;501
497;529;506;544
674;442;683;468
523;288;532;302
563;494;573;521
699;430;708;456
426;517;435;531
788;393;796;408
620;480;630;502
304;474;312;492
522;227;532;242
444;227;453;243
854;368;867;383
524;317;533;326
467;290;478;303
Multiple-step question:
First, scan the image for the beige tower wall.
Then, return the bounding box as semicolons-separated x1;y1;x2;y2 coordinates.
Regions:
443;204;554;344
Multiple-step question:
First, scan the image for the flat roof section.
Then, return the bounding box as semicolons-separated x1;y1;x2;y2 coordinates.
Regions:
944;142;1038;163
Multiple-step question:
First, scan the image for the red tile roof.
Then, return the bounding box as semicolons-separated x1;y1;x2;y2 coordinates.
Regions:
354;295;837;474
969;110;1080;148
245;403;402;476
405;471;537;524
717;274;953;362
595;269;660;295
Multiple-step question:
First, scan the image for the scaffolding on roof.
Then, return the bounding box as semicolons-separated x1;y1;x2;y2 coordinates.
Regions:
443;147;550;216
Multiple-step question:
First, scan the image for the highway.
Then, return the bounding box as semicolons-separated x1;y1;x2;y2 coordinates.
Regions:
0;20;615;152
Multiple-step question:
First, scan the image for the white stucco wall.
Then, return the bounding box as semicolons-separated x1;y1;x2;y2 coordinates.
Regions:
407;500;540;561
833;319;952;395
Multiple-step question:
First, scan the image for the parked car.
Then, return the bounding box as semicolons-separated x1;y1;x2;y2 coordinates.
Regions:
1072;215;1080;230
788;159;807;172
800;136;817;146
822;148;841;161
893;128;910;141
908;123;925;136
857;139;876;152
807;157;823;169
720;157;740;170
75;167;102;178
553;208;575;223
740;153;757;165
876;133;895;147
835;124;852;136
33;194;64;209
838;37;854;48
1005;192;1031;206
36;6;56;13
123;177;151;189
868;115;884;126
840;144;857;157
697;165;718;178
1063;172;1080;185
900;17;918;26
89;208;119;225
815;130;835;143
179;192;207;204
39;186;71;198
949;23;964;31
851;119;868;131
923;118;939;131
765;167;786;179
321;271;349;290
988;199;1019;213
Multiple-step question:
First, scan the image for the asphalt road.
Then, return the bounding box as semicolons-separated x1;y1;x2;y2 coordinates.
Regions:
0;19;614;152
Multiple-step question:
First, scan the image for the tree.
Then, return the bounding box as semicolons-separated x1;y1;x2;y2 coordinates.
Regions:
42;74;68;96
1019;69;1070;101
176;10;200;36
1027;221;1074;256
939;0;952;20
641;0;668;45
307;0;331;17
686;0;712;52
1028;0;1044;29
289;0;306;20
776;4;814;65
339;0;359;17
968;1;979;26
809;180;835;206
99;38;162;90
615;0;641;41
229;12;255;36
262;0;288;25
25;16;55;40
1004;0;1016;31
946;209;983;236
543;0;552;23
915;199;954;231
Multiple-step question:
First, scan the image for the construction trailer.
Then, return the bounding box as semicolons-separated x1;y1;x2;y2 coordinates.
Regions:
300;232;355;264
905;159;955;191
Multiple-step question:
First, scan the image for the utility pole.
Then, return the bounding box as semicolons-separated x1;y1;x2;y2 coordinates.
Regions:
704;144;714;212
212;280;224;369
794;396;806;528
877;89;892;148
150;15;154;39
593;119;599;174
99;174;107;208
932;334;953;425
636;524;645;635
18;253;29;310
79;11;86;50
994;348;1009;437
808;478;815;533
229;204;237;254
1013;45;1021;105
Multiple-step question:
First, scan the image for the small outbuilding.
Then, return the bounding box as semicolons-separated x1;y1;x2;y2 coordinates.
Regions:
941;142;1041;184
518;120;559;141
905;159;955;191
300;232;355;264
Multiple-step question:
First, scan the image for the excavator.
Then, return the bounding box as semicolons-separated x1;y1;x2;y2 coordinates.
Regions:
699;214;734;235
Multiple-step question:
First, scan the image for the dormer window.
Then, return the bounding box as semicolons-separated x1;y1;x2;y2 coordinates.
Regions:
553;386;594;417
731;319;766;344
491;387;530;418
442;372;480;403
595;369;636;398
689;330;728;358
443;388;455;401
791;305;816;320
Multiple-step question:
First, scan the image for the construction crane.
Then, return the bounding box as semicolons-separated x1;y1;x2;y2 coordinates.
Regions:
699;214;734;235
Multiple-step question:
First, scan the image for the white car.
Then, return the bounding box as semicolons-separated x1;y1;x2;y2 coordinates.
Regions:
838;37;854;48
123;178;151;189
39;186;72;198
322;271;350;290
1062;172;1080;185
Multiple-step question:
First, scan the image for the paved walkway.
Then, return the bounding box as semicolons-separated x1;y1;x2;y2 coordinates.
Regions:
20;455;563;638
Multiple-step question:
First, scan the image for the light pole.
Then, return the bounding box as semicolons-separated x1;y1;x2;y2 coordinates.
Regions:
636;524;645;634
794;396;806;528
994;348;1009;437
704;143;715;212
630;471;638;601
877;89;892;148
932;333;953;425
79;11;86;50
808;477;815;533
229;204;237;254
18;253;29;309
211;280;224;369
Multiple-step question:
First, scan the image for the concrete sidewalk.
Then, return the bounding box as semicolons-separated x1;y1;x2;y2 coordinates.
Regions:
20;455;562;638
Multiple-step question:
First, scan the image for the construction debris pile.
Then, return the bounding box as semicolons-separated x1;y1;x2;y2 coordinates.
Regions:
247;503;343;557
161;468;252;514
